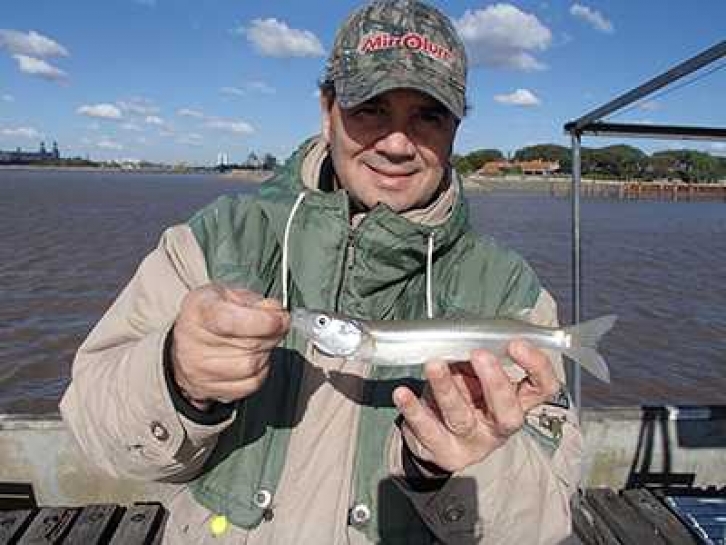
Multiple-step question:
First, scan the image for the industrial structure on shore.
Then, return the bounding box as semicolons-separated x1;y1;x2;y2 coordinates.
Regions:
0;142;60;164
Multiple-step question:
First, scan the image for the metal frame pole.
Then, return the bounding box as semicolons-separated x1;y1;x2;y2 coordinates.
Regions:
566;40;726;132
570;132;582;412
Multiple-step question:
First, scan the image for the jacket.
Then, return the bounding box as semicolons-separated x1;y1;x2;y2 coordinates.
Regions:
60;137;582;544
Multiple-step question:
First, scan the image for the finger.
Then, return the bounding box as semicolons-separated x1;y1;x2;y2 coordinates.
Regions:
218;288;284;314
216;284;264;307
200;366;271;403
470;350;524;437
425;361;477;437
393;386;448;455
181;352;271;382
507;340;560;411
184;326;284;352
254;298;284;311
204;301;289;339
448;362;484;406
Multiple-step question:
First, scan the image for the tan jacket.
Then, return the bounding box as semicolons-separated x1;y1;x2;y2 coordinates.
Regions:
61;145;582;544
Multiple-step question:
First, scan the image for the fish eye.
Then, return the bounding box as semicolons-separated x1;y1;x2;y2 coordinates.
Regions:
316;315;329;328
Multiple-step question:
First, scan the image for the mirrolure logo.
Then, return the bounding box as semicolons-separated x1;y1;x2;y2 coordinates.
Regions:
358;32;453;64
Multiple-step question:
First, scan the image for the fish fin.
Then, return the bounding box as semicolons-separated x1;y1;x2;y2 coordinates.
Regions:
561;347;611;383
562;315;617;383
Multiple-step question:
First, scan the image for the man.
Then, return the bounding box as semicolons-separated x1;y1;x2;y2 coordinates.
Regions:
61;0;582;543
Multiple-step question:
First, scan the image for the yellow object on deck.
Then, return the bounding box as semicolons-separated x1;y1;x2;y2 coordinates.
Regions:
210;514;229;537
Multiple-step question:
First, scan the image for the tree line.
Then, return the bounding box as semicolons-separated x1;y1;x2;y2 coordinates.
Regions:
452;144;726;183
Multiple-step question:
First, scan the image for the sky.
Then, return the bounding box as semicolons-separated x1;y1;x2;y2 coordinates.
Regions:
1;0;724;166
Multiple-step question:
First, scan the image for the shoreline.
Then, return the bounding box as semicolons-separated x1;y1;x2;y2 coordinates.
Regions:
3;166;725;199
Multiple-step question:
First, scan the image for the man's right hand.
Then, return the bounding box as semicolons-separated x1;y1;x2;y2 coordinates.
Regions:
169;284;290;410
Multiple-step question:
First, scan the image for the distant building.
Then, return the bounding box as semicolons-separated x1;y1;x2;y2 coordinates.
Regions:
0;141;60;164
244;152;262;169
480;160;511;176
216;152;230;167
518;159;561;176
479;158;560;176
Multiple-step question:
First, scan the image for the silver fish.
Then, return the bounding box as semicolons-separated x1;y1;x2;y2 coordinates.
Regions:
291;309;616;383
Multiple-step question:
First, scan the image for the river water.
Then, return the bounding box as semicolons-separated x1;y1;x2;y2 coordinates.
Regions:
1;169;724;412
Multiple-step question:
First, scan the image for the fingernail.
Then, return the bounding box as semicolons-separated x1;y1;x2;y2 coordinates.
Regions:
255;298;283;310
471;349;496;365
425;361;448;378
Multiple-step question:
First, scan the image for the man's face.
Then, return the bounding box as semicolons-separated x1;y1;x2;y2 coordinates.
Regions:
321;88;458;213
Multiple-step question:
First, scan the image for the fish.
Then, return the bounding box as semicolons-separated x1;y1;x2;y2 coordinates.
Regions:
290;308;617;383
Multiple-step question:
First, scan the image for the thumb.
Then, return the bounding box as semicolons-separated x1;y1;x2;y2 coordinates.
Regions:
216;283;263;307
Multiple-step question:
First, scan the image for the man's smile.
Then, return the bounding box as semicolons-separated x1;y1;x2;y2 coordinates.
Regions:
364;160;419;180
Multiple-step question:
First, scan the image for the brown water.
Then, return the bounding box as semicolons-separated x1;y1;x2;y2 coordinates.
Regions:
1;169;725;412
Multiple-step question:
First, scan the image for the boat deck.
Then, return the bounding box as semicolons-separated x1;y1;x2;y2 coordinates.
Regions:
0;500;165;544
573;487;725;544
1;484;724;544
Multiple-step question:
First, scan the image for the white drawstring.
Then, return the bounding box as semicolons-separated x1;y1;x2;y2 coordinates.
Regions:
425;232;435;319
282;192;307;309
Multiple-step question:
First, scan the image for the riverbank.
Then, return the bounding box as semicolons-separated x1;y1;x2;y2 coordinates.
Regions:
0;164;214;175
219;169;274;182
0;164;276;180
464;175;726;200
5;165;724;199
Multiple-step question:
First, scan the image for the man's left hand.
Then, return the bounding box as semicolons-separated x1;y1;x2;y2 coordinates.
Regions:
392;340;561;473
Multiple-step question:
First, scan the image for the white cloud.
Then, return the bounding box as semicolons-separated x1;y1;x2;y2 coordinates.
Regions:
77;103;123;120
222;81;277;97
570;4;614;33
242;18;324;58
177;107;205;119
494;88;541;106
221;86;246;97
1;126;41;139
145;115;164;126
1;94;13;102
134;0;157;6
205;119;254;134
96;138;123;150
455;4;551;70
177;133;203;147
117;98;159;116
0;29;68;57
12;54;67;81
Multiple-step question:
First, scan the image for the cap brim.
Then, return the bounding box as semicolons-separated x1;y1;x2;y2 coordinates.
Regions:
334;67;465;120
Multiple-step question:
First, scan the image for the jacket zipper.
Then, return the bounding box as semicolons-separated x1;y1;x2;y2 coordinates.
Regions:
334;230;356;311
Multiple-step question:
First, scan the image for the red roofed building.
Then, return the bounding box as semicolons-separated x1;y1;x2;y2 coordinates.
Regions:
479;159;560;176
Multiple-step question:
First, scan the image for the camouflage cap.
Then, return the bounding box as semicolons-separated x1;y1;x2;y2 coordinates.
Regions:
324;0;467;119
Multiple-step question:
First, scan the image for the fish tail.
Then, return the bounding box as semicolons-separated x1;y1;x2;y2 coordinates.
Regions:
562;315;617;383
